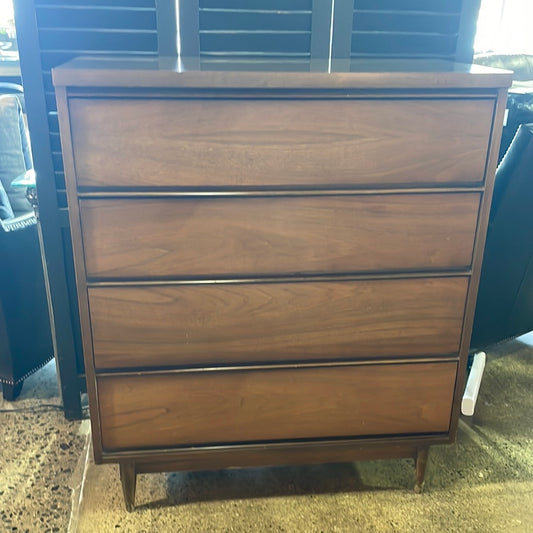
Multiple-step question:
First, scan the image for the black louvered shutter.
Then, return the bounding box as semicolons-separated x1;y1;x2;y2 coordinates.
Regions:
332;0;479;62
178;0;332;60
14;0;158;418
34;0;157;208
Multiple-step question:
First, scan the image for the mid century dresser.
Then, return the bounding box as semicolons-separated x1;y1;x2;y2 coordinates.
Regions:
53;57;511;510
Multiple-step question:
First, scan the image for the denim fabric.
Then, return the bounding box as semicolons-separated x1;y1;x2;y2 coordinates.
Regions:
0;95;32;216
19;99;33;172
0;179;14;220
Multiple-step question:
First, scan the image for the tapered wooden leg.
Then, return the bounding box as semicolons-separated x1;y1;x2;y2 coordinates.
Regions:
414;446;429;494
119;462;137;511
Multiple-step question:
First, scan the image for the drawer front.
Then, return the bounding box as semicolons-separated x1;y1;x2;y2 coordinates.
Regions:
70;97;493;188
89;277;468;369
98;362;457;450
80;194;480;279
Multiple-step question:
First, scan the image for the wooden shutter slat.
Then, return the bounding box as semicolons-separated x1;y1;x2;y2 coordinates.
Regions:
37;7;156;30
200;0;312;10
354;0;462;12
353;12;461;34
351;32;458;55
35;0;154;7
200;32;311;55
200;11;311;32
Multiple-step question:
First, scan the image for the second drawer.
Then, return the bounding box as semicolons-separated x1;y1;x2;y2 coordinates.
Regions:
80;193;480;279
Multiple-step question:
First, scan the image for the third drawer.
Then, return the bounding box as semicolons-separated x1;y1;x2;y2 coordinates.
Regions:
89;277;469;369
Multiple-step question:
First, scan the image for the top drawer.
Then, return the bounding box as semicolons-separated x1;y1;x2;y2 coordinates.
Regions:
68;97;494;189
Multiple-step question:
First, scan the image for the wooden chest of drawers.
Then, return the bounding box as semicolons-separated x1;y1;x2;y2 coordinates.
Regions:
53;57;511;510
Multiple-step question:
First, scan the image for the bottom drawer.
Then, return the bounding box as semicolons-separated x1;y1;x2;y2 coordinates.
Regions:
98;362;457;450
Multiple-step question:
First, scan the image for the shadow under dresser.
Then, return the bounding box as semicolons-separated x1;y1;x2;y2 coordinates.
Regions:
52;56;511;510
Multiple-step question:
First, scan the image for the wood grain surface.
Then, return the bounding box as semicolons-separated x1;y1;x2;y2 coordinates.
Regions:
98;361;457;449
126;442;420;474
51;56;513;91
89;277;468;368
70;98;493;188
52;57;511;497
80;193;480;279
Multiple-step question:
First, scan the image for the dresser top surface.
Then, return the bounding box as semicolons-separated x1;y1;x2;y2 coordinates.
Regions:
52;55;512;91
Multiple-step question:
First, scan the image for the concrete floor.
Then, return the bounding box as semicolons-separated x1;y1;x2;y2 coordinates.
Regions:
0;361;88;532
1;334;532;532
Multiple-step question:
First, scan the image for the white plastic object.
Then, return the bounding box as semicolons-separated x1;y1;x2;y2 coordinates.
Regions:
461;351;486;416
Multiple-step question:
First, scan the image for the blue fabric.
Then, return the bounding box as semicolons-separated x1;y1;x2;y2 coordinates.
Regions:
19;99;33;172
0;95;32;216
0;178;14;220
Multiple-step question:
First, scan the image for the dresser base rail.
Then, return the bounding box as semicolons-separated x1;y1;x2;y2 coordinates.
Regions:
115;441;437;511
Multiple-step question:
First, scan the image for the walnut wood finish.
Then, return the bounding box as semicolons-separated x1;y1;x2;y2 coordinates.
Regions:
80;194;480;279
98;362;457;450
52;57;511;506
89;277;468;369
414;446;430;494
118;439;430;511
119;462;136;512
126;441;429;473
69;98;493;188
107;434;448;472
52;57;513;91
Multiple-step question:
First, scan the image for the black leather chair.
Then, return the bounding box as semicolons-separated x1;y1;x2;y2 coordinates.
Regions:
471;123;533;349
0;214;54;400
474;54;533;162
0;91;53;400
